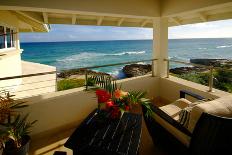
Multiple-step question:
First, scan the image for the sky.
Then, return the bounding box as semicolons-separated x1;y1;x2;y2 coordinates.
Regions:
20;19;232;42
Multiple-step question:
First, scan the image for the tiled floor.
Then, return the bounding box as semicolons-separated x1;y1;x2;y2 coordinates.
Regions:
29;128;74;155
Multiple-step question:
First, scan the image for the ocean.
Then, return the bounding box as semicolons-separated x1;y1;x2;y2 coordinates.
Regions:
21;38;232;76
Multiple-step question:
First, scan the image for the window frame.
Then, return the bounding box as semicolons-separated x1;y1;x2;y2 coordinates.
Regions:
0;25;17;50
0;26;5;49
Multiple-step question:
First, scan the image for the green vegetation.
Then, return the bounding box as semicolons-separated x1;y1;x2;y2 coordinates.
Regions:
173;69;232;93
57;78;85;91
213;69;232;93
57;69;232;93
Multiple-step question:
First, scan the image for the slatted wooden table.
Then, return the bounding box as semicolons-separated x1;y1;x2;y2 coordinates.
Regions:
64;109;142;155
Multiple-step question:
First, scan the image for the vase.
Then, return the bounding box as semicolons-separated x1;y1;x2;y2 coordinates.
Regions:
108;106;122;120
130;104;142;114
3;135;30;155
0;148;3;155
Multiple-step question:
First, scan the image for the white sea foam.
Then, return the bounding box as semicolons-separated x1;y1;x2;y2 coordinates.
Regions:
108;70;120;75
169;56;190;62
198;47;207;50
216;45;232;49
56;51;146;62
56;52;105;62
107;51;146;56
136;62;146;65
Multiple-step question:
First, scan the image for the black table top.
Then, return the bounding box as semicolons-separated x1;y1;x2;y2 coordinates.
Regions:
64;109;142;155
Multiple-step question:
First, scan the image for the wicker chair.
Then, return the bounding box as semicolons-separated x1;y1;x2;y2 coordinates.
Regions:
142;90;232;155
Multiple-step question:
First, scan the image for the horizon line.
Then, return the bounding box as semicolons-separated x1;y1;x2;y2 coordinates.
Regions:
21;37;232;43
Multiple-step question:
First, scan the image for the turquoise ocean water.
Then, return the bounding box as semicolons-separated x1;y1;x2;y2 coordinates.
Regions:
21;38;232;76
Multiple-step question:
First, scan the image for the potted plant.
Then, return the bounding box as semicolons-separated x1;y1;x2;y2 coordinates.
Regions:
3;114;37;155
0;126;8;155
0;91;36;155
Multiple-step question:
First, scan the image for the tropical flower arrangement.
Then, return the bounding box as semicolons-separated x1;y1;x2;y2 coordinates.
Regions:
96;88;130;119
89;75;153;119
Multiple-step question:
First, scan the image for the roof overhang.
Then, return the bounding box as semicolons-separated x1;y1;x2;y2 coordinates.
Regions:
0;0;232;32
0;10;50;32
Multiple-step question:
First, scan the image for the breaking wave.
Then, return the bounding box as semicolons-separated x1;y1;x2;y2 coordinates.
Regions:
198;47;207;50
108;51;146;56
56;51;146;62
169;56;190;62
216;45;232;49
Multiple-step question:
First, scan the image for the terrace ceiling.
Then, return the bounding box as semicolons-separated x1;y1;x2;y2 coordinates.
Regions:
0;0;232;32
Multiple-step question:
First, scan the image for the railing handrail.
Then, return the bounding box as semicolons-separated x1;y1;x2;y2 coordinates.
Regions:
68;58;157;70
0;71;56;81
0;59;157;81
164;58;213;69
164;58;216;92
0;58;229;95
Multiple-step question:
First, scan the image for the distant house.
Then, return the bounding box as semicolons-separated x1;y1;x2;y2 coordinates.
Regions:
0;11;56;98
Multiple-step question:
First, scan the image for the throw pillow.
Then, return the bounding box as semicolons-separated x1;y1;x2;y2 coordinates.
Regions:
178;100;205;128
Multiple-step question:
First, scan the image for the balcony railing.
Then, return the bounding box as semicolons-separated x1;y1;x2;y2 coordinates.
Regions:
0;58;230;98
0;71;57;98
0;59;157;98
164;59;229;92
80;58;157;90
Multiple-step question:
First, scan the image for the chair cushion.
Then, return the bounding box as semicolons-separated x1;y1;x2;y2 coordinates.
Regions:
188;95;232;133
153;112;191;147
154;98;192;146
160;98;192;120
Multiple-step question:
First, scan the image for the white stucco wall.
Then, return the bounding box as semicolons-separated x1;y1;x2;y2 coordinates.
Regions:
0;53;57;98
19;75;159;137
15;75;230;140
14;61;56;98
0;49;23;91
160;75;231;103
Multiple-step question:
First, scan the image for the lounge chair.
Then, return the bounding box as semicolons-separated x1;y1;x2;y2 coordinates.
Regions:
142;90;232;155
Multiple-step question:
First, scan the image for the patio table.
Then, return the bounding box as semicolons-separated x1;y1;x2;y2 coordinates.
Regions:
64;109;142;155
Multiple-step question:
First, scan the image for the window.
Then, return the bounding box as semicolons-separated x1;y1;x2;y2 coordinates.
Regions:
6;28;11;48
0;26;16;49
11;30;14;47
0;26;4;49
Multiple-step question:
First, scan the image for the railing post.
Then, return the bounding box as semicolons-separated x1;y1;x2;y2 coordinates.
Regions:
85;69;88;90
152;59;155;77
208;66;214;92
55;71;58;91
166;59;170;78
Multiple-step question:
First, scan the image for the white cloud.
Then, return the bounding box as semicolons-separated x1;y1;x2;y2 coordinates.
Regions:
169;19;232;39
185;23;218;28
20;19;232;42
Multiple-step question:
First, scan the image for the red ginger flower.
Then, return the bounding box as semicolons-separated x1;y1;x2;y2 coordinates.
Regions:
114;89;128;99
106;100;114;109
96;89;111;103
125;105;130;111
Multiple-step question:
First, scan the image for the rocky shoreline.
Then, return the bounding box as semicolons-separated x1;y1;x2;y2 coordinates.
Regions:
122;64;152;77
190;59;232;67
171;59;232;74
57;59;232;79
121;59;232;77
126;59;232;76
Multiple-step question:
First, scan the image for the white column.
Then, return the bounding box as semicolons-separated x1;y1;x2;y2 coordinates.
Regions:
152;17;168;78
4;27;7;48
15;29;20;49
